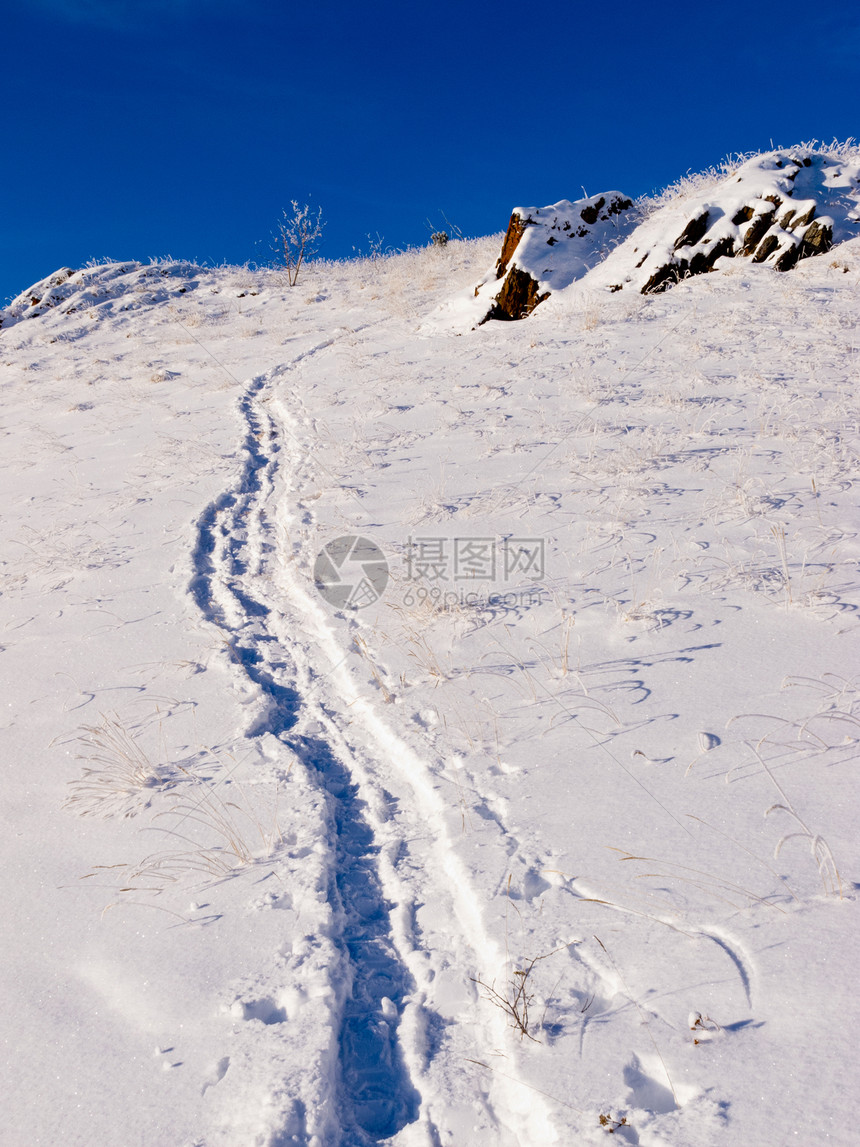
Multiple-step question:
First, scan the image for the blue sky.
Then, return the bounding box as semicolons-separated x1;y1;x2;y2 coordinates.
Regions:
2;0;857;301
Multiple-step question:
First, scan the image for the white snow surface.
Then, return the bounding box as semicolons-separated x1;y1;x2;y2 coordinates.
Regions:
1;221;859;1147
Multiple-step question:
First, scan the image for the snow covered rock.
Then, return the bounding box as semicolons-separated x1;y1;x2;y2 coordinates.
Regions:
597;149;860;296
473;148;860;321
0;265;75;326
0;260;201;331
473;192;636;322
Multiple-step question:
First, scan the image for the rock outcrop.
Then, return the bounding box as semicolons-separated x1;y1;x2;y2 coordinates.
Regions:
472;149;860;322
0;261;201;332
473;192;636;322
0;266;75;328
601;150;857;297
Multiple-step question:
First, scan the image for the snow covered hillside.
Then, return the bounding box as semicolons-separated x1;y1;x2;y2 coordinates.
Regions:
1;154;859;1147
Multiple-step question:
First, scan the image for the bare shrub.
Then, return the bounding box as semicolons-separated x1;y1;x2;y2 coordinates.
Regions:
276;201;326;286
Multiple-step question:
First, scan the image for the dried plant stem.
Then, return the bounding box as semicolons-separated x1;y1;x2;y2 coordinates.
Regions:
353;634;393;702
749;743;843;898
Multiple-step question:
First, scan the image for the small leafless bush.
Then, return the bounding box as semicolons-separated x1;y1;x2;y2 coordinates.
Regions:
472;955;546;1042
276;201;326;286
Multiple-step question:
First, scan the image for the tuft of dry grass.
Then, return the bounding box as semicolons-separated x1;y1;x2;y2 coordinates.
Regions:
65;715;285;899
63;713;169;818
82;771;284;901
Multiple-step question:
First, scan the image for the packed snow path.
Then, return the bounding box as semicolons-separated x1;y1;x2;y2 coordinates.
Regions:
1;224;859;1147
186;333;563;1144
187;351;422;1142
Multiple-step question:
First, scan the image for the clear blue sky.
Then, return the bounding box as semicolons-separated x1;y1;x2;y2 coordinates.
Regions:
2;0;857;302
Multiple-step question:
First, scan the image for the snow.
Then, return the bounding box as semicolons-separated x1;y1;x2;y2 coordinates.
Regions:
1;175;859;1147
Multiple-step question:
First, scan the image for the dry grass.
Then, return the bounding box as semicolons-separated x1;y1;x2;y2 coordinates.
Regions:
101;774;284;893
753;744;843;899
65;715;285;897
63;713;170;818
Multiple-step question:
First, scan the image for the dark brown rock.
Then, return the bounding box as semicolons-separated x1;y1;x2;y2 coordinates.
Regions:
578;194;632;225
799;219;833;256
673;211;710;251
642;234;735;293
495;213;532;279
641;263;684;294
793;205;816;228
691;236;735;274
580;197;607;225
481;267;548;322
475;191;636;319
752;234;780;263
740;209;776;254
773;243;802;271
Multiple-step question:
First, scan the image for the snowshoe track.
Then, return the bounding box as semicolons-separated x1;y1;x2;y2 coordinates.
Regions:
187;332;561;1145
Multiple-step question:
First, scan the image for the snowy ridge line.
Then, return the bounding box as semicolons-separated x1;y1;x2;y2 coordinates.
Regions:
267;386;564;1146
186;344;424;1145
0;260;204;332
